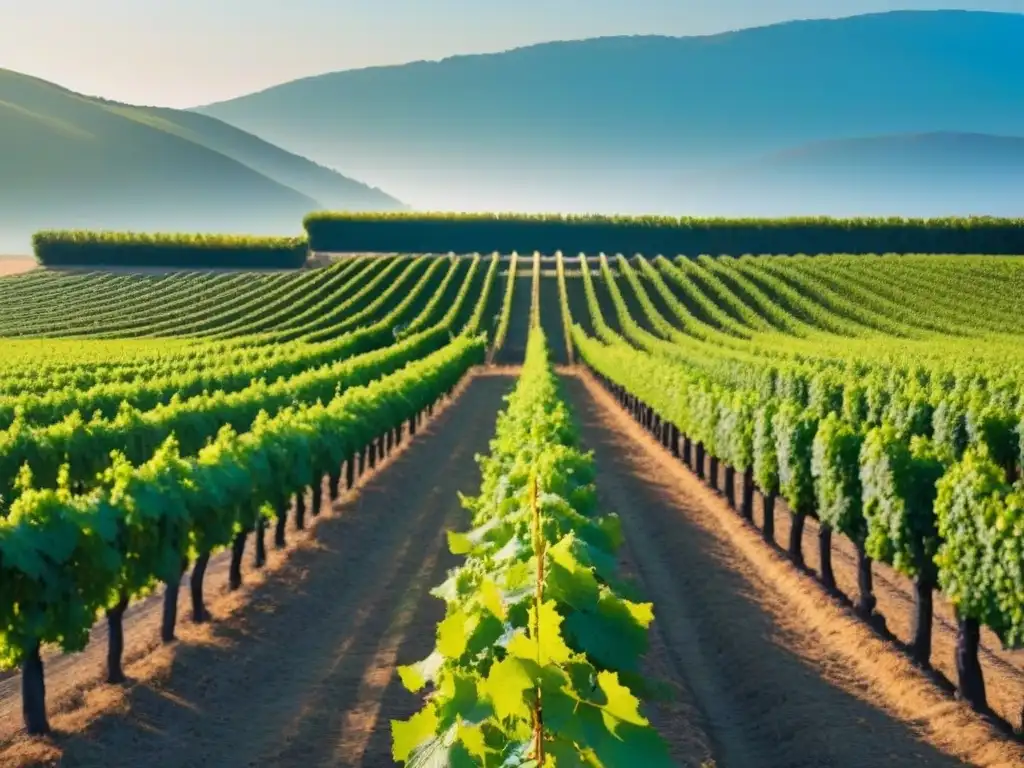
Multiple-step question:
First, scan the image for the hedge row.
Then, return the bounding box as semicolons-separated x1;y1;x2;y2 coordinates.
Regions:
32;231;309;269
303;212;1024;256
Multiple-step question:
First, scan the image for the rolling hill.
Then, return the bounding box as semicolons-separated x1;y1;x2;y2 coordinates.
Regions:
196;10;1024;215
0;69;404;253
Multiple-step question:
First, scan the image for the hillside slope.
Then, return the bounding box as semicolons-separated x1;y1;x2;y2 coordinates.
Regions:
0;70;403;253
107;104;403;211
196;10;1024;214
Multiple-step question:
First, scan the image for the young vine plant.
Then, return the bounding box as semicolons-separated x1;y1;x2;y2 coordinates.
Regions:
392;327;671;766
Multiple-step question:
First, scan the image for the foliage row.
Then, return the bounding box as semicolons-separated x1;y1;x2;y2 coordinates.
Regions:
0;335;486;670
560;248;1024;715
303;211;1024;255
392;327;672;766
571;322;1024;709
32;230;309;269
0;256;452;429
489;253;518;361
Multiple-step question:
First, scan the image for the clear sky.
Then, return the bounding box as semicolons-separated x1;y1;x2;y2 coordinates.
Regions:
1;1;1021;107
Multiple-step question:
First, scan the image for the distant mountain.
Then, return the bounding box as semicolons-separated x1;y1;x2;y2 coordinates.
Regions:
688;132;1024;217
196;10;1024;215
754;132;1024;172
0;69;404;253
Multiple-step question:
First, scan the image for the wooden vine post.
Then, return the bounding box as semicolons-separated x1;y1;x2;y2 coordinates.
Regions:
530;472;545;763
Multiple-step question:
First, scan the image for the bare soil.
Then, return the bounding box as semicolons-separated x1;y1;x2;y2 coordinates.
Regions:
493;276;533;365
538;272;569;364
0;257;36;276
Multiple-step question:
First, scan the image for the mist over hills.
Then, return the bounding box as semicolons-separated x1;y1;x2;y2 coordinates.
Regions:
688;132;1024;217
0;69;404;254
197;10;1024;216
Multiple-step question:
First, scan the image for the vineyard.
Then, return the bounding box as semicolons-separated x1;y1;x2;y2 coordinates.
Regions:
1;248;1023;766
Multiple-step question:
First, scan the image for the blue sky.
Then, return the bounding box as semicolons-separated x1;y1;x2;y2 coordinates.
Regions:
2;1;1021;107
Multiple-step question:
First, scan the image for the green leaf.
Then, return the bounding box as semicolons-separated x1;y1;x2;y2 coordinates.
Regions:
392;706;439;763
402;724;481;768
464;612;506;657
448;531;473;555
546;539;600;612
480;577;506;620
438;609;470;659
481;656;535;721
455;720;492;761
507;599;575;666
595;670;649;731
436;673;492;728
563;591;651;673
398;650;443;692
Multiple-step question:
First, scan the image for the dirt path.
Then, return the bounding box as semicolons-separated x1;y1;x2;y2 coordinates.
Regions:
563;372;1024;768
0;374;516;768
494;276;533;365
564;275;595;337
538;270;569;364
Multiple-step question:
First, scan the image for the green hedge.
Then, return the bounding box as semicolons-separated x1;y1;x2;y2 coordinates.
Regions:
33;231;309;269
303;212;1024;256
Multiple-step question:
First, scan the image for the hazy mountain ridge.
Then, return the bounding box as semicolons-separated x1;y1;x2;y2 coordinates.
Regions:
196;10;1024;215
694;132;1024;217
0;69;404;253
753;132;1024;170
